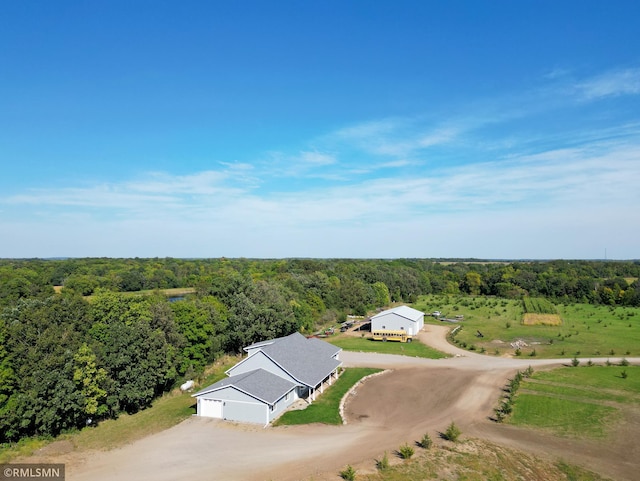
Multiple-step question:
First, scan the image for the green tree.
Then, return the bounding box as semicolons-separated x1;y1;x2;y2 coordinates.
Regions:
94;320;175;414
443;421;461;442
171;299;217;373
462;271;483;295
0;319;18;440
73;343;108;417
372;281;391;308
398;443;415;459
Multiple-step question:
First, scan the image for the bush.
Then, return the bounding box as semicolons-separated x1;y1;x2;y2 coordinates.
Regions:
620;358;629;366
500;400;513;415
443;421;461;442
621;370;628;379
398;443;414;459
571;357;580;367
376;452;389;471
419;433;433;449
339;465;357;481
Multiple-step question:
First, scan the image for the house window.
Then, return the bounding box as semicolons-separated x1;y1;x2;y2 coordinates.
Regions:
286;392;291;401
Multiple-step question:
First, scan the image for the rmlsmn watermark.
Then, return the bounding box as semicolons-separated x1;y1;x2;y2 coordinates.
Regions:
1;464;64;481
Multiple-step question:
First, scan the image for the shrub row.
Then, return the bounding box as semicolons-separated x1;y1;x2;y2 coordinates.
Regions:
494;366;534;422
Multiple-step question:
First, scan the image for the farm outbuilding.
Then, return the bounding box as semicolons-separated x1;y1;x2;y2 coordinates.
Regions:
193;332;342;426
370;305;425;336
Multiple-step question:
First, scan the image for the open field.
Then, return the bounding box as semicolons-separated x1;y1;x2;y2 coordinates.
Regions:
327;334;448;359
509;366;640;438
415;294;640;358
84;287;196;301
274;368;381;425
510;394;618;438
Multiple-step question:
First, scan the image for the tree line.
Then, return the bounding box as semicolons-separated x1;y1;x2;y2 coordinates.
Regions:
1;257;639;442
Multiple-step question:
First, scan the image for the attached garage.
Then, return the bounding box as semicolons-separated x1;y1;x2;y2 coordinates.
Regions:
198;398;223;418
193;368;299;426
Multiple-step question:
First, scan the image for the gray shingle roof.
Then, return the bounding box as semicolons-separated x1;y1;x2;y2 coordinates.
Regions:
193;368;298;405
258;332;342;387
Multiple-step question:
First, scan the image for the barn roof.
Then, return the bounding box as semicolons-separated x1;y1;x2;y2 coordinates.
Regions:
193;368;298;405
371;305;424;322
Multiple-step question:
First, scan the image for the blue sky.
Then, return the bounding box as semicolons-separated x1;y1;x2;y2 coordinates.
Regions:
1;1;639;259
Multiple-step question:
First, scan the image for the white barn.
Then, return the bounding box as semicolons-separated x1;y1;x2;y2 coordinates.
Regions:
192;333;342;426
370;305;425;336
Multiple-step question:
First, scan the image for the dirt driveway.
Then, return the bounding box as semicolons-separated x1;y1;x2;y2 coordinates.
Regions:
32;325;640;481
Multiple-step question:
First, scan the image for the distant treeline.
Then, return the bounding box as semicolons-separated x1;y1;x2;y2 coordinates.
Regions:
0;257;639;442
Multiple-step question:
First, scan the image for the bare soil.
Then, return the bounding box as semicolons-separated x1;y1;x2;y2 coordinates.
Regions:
22;325;640;481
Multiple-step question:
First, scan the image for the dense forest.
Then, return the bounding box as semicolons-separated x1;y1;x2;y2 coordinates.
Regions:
1;257;639;443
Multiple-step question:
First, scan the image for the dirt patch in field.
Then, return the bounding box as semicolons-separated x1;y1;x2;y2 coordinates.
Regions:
523;313;562;325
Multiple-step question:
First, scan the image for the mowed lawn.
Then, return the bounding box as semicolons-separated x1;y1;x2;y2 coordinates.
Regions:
509;366;640;438
414;294;640;358
327;335;448;359
274;368;382;425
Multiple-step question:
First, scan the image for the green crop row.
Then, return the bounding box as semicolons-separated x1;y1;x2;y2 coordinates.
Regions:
523;297;557;314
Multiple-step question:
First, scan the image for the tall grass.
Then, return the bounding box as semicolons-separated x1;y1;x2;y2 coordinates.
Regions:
523;297;557;314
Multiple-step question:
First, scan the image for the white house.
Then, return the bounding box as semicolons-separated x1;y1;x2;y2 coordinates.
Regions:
370;305;425;336
192;332;342;426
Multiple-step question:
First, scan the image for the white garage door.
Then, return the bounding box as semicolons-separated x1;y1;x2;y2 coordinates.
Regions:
200;398;223;418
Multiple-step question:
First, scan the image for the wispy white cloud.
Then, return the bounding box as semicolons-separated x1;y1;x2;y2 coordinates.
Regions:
329;117;461;158
299;151;337;166
542;67;572;80
577;68;640;100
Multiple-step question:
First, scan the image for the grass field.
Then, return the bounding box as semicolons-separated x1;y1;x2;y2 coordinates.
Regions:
84;287;196;301
508;366;639;439
414;294;640;358
0;356;238;463
327;335;448;359
273;368;382;425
